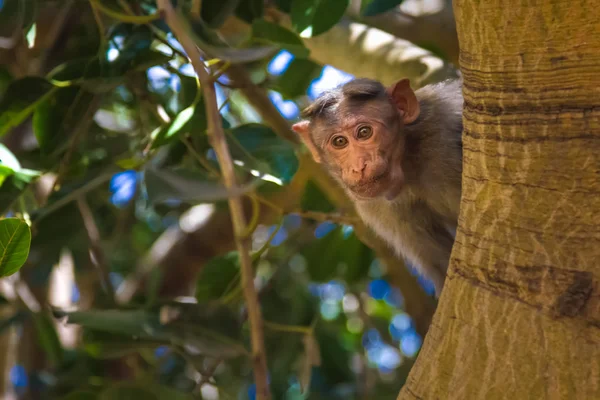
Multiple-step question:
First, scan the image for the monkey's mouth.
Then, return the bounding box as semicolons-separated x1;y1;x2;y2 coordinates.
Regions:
349;169;391;197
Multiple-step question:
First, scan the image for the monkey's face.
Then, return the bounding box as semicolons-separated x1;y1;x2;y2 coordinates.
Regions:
306;99;406;200
322;116;404;199
292;77;420;201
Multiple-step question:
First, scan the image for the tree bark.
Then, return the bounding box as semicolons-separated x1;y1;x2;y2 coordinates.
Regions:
347;0;460;65
398;1;600;399
220;12;458;88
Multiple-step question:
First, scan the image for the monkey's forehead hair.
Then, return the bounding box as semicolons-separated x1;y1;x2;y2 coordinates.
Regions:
301;78;387;121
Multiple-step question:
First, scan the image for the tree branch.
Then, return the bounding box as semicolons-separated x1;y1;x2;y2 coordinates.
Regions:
346;0;459;65
220;10;458;87
156;1;271;398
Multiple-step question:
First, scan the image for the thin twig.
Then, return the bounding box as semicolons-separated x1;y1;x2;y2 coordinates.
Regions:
76;196;115;302
156;2;271;399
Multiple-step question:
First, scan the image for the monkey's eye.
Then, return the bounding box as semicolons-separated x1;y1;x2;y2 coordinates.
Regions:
331;136;348;148
357;126;372;139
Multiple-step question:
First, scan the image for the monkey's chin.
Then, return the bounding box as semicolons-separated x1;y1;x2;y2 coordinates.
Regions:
350;182;400;200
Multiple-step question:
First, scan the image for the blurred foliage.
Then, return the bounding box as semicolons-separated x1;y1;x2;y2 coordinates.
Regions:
0;0;448;399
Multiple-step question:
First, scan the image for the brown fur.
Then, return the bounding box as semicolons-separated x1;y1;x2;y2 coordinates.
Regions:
293;78;463;295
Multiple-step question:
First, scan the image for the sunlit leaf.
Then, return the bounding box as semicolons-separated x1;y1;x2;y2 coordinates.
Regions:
291;0;349;37
252;20;310;58
0;145;40;198
361;0;404;16
150;98;207;148
144;167;257;204
0;218;31;277
0;143;20;171
0;77;57;137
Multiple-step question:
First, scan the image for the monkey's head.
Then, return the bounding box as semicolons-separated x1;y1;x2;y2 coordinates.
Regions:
292;78;420;200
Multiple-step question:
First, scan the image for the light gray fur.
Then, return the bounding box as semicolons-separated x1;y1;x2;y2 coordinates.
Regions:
352;79;463;295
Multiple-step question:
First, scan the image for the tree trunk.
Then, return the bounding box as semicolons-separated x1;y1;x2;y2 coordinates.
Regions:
398;1;600;399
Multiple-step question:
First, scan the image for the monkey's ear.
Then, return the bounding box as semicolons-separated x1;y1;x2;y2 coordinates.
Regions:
292;120;322;163
386;79;420;124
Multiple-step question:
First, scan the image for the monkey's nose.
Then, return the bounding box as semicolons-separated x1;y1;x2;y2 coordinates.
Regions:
352;162;367;175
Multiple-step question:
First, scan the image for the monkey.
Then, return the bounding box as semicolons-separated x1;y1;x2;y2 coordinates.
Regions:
292;77;463;295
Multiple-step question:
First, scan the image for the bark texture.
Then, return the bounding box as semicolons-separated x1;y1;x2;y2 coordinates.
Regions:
398;1;600;399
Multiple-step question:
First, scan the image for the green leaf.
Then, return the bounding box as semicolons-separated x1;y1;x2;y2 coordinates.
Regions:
150;107;195;148
201;0;241;28
0;0;37;39
143;167;257;205
315;324;354;383
0;176;26;214
228;123;299;183
0;218;31;277
196;252;239;301
57;308;162;338
301;227;373;283
291;0;349;37
33;312;64;366
273;58;322;99
300;179;336;213
85;340;167;360
33;87;96;154
58;302;246;359
251;20;309;58
0;77;57;137
361;0;404;16
235;0;264;23
0;67;13;97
